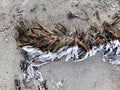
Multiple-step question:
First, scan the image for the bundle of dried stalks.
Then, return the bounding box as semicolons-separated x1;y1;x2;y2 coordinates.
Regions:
14;12;120;88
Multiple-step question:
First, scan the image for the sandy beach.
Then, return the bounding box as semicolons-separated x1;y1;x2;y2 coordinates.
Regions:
0;0;120;90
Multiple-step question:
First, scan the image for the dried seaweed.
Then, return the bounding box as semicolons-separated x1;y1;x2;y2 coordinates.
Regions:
67;11;79;19
14;11;120;89
14;79;21;90
95;10;101;21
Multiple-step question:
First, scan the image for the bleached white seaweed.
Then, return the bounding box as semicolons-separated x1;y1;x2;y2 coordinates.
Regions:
20;40;120;84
